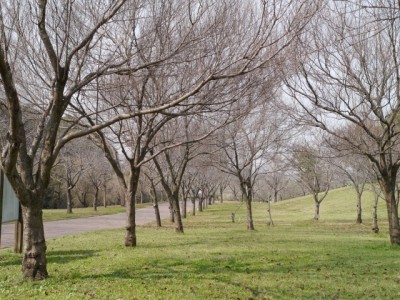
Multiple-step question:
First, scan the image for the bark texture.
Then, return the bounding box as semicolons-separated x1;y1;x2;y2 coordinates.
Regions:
379;176;400;244
21;201;48;280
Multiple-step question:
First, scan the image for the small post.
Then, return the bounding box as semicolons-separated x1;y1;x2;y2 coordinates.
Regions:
14;204;23;253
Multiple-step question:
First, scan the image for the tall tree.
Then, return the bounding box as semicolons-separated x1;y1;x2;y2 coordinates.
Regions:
285;2;400;243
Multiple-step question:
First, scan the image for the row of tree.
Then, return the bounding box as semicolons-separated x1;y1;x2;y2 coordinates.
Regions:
1;0;400;281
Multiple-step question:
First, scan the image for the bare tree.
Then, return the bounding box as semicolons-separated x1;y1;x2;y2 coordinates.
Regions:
216;103;288;230
152;117;211;233
292;145;332;221
285;2;400;243
264;156;290;203
56;147;87;214
180;169;198;219
143;167;162;227
330;151;369;224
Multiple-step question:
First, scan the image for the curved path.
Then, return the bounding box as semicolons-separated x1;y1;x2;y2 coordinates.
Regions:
0;203;169;249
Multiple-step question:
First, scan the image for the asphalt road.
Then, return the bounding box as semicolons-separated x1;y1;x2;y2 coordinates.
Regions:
0;203;169;249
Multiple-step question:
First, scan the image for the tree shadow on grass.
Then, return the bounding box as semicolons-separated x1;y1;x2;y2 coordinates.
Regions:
0;249;98;267
78;261;268;297
47;250;98;264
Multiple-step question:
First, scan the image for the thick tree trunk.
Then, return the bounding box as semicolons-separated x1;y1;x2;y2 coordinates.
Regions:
171;192;184;233
220;187;223;203
125;188;136;246
125;169;140;247
380;177;400;244
66;187;73;214
21;201;48;280
356;191;362;224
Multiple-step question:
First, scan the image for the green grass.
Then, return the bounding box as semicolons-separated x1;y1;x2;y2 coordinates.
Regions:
42;203;152;221
1;187;399;299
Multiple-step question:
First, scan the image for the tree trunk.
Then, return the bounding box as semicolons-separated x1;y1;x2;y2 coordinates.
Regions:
198;198;203;212
66;187;73;214
125;169;140;247
220;187;223;203
182;198;187;219
21;201;48;280
267;200;274;226
192;197;196;216
245;195;255;230
372;192;379;233
356;191;362;224
169;201;175;223
93;188;98;211
274;190;278;203
78;191;88;207
103;183;107;208
171;192;184;233
153;202;162;227
380;177;400;244
314;196;320;221
240;179;255;230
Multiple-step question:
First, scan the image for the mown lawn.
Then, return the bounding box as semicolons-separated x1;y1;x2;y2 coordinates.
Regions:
1;188;399;299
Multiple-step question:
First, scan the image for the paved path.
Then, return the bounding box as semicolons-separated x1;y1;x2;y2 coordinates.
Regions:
0;203;169;249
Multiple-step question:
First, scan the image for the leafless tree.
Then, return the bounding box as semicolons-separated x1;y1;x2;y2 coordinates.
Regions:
330;150;370;224
54;146;88;214
285;2;400;243
292;145;332;221
143;166;162;227
180;168;198;219
215;103;289;230
264;156;290;203
152;117;213;233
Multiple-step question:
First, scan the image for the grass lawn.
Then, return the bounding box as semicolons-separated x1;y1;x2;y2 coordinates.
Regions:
1;187;399;299
42;203;153;221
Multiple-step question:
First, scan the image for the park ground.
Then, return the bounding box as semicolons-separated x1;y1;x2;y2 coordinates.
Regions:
1;187;400;299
